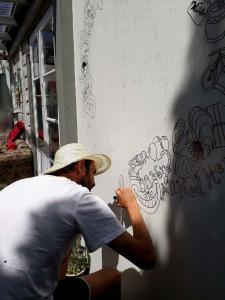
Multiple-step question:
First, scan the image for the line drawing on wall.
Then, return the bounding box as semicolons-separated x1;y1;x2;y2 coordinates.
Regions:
201;47;225;95
205;0;225;43
187;0;225;43
128;136;171;214
129;102;225;214
187;0;213;26
80;0;103;118
187;1;225;95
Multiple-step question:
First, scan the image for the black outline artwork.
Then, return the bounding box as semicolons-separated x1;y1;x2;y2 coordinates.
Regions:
201;47;225;95
187;1;225;43
205;1;225;43
129;102;225;214
187;1;225;96
128;136;171;214
187;0;212;26
80;0;103;118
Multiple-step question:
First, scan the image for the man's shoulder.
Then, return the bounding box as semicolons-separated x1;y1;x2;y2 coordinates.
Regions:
14;175;77;191
39;175;87;195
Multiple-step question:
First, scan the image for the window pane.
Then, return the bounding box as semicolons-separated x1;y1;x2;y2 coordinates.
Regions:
45;72;57;119
32;37;39;77
48;122;59;159
41;20;55;74
34;79;44;150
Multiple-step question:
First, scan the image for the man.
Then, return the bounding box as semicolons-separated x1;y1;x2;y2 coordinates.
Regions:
0;143;156;299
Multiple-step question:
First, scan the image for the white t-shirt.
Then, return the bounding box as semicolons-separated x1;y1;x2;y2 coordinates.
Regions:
0;175;125;299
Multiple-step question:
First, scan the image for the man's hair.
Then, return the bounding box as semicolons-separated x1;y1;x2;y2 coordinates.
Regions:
52;160;92;175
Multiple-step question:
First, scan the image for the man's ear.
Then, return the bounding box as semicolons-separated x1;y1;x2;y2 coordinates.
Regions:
77;160;86;176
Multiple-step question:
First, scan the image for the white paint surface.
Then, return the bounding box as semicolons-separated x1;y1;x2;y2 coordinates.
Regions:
72;0;225;299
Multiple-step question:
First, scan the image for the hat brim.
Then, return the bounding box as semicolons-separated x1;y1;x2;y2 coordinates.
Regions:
43;154;111;175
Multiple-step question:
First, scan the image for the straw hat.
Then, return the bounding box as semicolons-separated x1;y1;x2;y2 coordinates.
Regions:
43;143;111;175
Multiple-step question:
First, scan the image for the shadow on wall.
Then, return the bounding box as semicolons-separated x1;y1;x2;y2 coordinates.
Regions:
141;1;225;300
0;73;12;133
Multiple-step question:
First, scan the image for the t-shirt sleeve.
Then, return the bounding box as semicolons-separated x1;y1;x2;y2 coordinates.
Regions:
75;188;126;252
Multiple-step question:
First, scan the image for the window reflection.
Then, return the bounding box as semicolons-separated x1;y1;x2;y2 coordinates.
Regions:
48;122;59;159
32;37;39;77
41;21;55;74
45;73;58;119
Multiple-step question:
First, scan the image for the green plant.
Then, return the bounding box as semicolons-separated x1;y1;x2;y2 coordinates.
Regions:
67;245;90;276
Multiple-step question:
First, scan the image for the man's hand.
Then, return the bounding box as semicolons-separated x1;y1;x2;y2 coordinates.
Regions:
115;187;138;210
109;186;156;270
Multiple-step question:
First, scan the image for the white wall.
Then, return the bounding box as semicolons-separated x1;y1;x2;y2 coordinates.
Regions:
73;1;225;299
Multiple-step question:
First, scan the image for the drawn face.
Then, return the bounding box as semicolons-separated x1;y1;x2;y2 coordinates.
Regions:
128;136;171;214
144;175;153;193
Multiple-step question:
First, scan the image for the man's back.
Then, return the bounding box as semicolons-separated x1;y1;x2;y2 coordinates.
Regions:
0;175;83;299
0;143;156;300
0;175;125;299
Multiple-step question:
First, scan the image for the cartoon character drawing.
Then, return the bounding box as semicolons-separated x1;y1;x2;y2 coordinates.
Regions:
128;136;171;214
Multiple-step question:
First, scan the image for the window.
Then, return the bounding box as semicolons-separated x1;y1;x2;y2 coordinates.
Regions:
30;7;59;174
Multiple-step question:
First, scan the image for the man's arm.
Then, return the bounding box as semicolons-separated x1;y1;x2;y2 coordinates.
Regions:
108;187;156;270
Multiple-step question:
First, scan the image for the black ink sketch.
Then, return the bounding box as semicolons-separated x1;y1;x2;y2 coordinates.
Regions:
201;47;225;95
129;102;225;214
80;0;103;118
205;0;225;43
173;102;225;180
187;0;212;26
187;1;225;95
128;136;171;214
187;0;225;43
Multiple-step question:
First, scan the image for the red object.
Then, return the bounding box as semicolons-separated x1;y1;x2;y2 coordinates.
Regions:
38;130;44;140
6;140;17;150
6;121;25;150
8;121;25;141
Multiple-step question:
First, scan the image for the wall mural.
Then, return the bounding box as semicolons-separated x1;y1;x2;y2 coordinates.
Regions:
188;0;225;96
129;102;225;214
80;0;103;118
78;1;225;215
201;47;225;95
